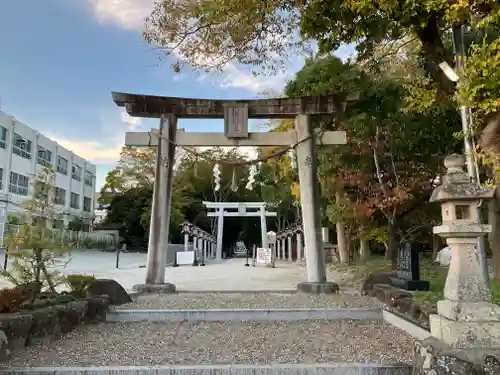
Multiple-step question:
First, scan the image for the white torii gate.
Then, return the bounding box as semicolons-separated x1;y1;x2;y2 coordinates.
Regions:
203;201;277;261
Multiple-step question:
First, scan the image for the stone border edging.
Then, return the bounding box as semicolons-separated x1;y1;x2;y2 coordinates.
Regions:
382;310;431;340
106;307;383;322
2;363;412;375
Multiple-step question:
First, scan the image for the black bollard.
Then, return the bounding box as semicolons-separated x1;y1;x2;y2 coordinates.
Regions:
192;251;199;266
200;248;206;266
244;248;250;267
115;246;121;269
173;251;179;267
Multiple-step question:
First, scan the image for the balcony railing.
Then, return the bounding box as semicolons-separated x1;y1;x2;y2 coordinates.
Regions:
13;146;31;160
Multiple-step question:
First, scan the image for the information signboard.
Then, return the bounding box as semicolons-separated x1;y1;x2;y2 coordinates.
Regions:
256;248;272;264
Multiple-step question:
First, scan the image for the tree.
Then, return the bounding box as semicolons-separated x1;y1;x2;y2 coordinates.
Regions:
0;166;74;295
145;0;498;94
283;55;462;263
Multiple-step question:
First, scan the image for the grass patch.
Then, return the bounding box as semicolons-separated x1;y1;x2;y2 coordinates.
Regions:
332;256;500;307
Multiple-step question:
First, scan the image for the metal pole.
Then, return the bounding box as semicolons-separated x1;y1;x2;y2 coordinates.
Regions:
245;246;250;266
452;25;490;283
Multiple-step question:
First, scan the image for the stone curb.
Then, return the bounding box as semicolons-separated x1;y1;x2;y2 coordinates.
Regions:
2;363;412;375
106;307;383;322
126;290;300;303
382;310;431;340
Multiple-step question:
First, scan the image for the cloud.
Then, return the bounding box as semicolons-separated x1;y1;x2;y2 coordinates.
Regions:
47;109;143;164
84;0;300;94
85;0;153;30
217;64;293;94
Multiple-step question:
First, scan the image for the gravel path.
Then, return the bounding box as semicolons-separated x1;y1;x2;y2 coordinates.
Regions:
4;320;413;366
117;293;384;309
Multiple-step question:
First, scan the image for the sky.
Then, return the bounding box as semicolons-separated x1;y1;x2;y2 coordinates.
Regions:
0;0;354;192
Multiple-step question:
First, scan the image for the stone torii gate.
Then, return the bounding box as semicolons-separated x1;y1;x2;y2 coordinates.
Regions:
203;201;277;260
113;92;349;293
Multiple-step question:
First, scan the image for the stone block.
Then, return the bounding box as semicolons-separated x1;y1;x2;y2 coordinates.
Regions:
0;313;32;350
86;279;132;305
413;336;500;375
132;283;176;294
361;271;398;295
26;306;60;345
296;281;339;294
430;314;500;348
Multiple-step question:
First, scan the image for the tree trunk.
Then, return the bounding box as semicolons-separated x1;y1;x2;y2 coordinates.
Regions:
360;239;370;261
488;190;500;279
386;219;398;269
335;191;349;264
336;222;348;264
414;14;456;97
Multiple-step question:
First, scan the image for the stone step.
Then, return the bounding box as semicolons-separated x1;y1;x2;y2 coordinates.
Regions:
106;307;383;322
4;363;412;375
3;321;413;368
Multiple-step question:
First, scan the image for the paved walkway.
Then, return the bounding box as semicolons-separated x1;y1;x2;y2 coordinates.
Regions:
0;250;308;291
96;258;307;291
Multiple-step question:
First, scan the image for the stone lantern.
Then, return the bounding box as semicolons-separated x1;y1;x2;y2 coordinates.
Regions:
429;154;500;348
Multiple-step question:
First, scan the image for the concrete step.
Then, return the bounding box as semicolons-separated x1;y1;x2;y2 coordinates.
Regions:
106;307;383;322
4;363;412;375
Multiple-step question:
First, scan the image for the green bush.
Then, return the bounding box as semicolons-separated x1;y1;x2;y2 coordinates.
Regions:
66;274;96;297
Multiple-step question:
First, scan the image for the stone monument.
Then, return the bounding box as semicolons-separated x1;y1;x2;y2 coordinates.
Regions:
413;154;500;374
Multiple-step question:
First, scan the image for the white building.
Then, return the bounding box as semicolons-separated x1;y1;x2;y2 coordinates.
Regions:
0;110;96;231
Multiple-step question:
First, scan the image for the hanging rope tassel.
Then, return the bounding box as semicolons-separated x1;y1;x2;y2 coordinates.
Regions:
231;167;238;192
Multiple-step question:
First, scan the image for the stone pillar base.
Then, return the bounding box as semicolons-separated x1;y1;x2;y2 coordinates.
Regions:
430;313;500;348
297;281;339;294
132;283;176;294
413;337;500;375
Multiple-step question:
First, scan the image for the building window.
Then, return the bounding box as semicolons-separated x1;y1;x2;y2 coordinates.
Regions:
70;192;80;209
0;168;3;190
52;219;64;230
82;223;91;232
83;196;92;212
37;145;52;167
9;172;29;196
84;170;94;187
57;156;68;175
0;126;6;149
54;187;66;206
12;133;32;160
72;165;82;182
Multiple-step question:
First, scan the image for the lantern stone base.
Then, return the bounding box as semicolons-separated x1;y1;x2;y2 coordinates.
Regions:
437;300;500;322
413;336;500;375
430;313;500;349
296;281;339;294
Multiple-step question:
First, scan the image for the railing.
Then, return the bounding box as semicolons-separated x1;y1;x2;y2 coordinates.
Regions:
1;224;117;249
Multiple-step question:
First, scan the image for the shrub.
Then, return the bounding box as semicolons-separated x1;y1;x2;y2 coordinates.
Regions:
67;274;96;297
0;287;23;313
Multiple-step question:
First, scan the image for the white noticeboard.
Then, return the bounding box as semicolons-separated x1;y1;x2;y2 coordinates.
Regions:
176;251;195;265
256;248;272;264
